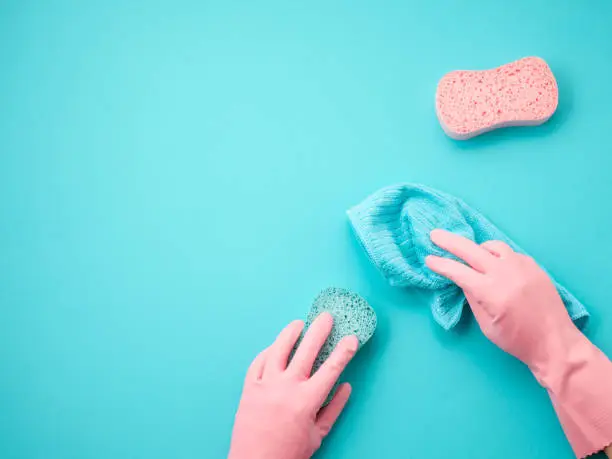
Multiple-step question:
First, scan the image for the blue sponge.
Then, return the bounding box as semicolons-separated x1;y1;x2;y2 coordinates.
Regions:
304;287;377;371
294;287;377;403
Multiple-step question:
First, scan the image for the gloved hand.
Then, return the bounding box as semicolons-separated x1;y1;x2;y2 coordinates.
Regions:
228;313;358;459
426;229;612;458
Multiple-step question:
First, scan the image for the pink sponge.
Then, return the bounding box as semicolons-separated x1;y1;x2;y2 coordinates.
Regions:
435;57;558;140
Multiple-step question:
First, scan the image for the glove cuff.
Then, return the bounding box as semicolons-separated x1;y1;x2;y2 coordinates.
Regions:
537;336;612;458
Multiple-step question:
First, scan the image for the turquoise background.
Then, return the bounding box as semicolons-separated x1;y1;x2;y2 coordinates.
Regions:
1;1;612;458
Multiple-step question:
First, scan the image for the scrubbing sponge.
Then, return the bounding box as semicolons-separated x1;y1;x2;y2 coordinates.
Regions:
435;56;558;139
295;287;377;403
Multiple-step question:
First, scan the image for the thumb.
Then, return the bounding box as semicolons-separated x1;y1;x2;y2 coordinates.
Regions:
315;383;352;438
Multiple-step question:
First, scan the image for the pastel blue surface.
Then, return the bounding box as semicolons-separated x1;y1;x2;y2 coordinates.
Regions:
1;1;612;458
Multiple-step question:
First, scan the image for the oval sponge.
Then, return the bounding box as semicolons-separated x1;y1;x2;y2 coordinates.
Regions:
435;56;558;140
293;287;377;404
305;287;377;372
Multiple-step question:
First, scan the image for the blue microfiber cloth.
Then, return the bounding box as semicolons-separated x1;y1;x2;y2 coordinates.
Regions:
347;183;589;331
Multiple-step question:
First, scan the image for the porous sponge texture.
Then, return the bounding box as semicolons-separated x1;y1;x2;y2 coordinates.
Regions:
304;287;377;375
435;56;558;139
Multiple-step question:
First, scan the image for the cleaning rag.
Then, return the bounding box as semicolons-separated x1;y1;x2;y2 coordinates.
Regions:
347;183;589;330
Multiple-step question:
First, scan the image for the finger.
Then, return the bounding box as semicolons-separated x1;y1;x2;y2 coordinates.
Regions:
425;255;483;291
288;312;334;377
265;320;304;374
245;348;267;382
316;383;352;437
430;229;495;272
481;240;514;258
309;335;358;404
428;256;492;323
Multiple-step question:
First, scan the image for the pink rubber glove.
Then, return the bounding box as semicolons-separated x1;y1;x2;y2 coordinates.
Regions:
228;312;359;459
426;229;612;458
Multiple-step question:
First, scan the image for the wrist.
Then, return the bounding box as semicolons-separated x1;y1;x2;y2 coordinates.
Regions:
534;334;612;458
527;323;588;393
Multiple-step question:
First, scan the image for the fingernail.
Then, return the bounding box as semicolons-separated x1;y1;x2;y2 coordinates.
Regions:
430;229;443;240
346;335;359;352
318;312;334;325
425;255;437;267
